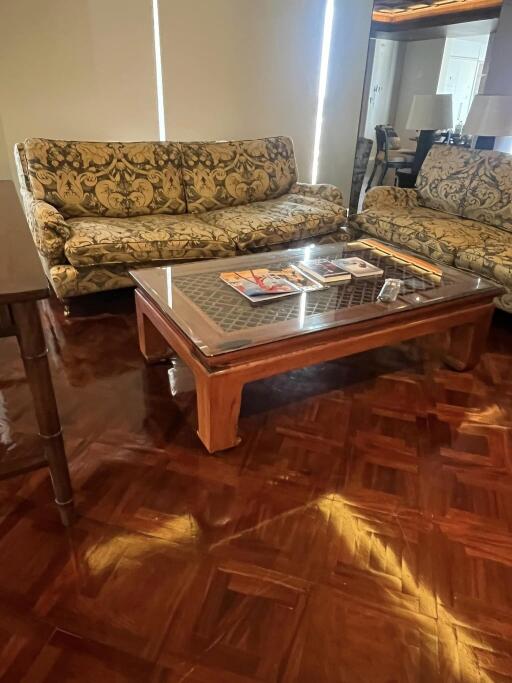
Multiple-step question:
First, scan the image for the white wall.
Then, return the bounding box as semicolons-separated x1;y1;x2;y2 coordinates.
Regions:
319;0;374;198
394;38;446;141
363;39;404;143
159;0;373;199
485;0;512;96
0;0;159;183
482;0;512;152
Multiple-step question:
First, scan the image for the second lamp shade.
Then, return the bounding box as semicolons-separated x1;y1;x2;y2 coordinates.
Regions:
406;94;454;131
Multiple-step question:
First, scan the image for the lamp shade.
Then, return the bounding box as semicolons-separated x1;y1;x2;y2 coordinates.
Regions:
406;94;454;131
463;95;512;137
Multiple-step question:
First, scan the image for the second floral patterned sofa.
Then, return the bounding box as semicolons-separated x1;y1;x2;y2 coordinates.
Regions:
14;136;349;305
353;144;512;312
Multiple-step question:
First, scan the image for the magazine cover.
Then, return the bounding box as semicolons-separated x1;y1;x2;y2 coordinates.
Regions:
278;265;324;292
220;269;301;303
331;257;383;278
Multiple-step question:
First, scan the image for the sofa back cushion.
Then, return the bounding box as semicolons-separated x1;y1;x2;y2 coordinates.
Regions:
24;139;186;218
462;149;512;232
416;145;482;217
181;136;297;213
416;145;512;232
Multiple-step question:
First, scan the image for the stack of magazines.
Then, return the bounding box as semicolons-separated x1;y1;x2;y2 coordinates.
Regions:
298;257;383;283
220;257;384;305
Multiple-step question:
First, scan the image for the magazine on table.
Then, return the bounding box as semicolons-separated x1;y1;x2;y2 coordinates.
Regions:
330;257;384;278
296;258;352;283
220;268;298;304
220;265;323;304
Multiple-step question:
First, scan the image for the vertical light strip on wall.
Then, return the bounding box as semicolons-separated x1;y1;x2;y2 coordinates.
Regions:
152;0;166;141
311;0;334;184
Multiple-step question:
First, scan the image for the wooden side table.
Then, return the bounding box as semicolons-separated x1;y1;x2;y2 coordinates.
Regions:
0;181;73;525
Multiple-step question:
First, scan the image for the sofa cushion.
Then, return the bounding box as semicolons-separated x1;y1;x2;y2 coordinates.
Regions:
455;237;512;291
64;214;235;267
357;205;509;266
462;150;512;232
181;137;297;213
200;193;346;251
416;145;482;217
24;139;186;218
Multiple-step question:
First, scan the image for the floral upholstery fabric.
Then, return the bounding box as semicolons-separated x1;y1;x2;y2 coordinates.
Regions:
64;214;236;267
24;139;186;218
181;137;297;213
355;204;512;266
200;193;346;251
416;144;512;231
455;245;512;313
290;182;345;208
355;180;512;312
19;188;70;264
463;150;512;232
16;135;349;300
244;227;352;254
47;228;353;300
362;186;420;211
416;145;482;216
49;263;136;299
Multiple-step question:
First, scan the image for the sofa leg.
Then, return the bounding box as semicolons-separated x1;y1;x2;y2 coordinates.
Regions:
61;299;72;318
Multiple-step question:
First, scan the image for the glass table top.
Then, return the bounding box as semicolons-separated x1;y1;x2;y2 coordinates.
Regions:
130;239;500;357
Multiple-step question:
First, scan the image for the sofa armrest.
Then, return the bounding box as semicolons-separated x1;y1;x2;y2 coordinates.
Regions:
20;189;70;265
363;186;420;211
290;182;345;209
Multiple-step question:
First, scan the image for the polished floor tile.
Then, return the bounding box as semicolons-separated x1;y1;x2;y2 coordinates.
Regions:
1;291;512;681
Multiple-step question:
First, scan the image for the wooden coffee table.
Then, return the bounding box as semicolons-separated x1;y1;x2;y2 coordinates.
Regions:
131;239;502;453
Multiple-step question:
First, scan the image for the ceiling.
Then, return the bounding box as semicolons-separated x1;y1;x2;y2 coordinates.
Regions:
373;0;502;23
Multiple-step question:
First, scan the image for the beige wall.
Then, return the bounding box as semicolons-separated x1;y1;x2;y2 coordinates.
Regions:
0;0;159;183
159;0;373;198
0;114;10;180
0;0;373;200
159;0;324;184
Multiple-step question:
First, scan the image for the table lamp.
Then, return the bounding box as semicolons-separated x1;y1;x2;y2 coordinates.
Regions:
406;94;454;174
463;94;512;150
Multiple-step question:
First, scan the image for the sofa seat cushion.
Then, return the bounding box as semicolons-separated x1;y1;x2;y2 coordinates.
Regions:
181;137;297;213
358;206;506;266
454;236;512;291
64;214;235;267
200;194;346;251
24;139;186;218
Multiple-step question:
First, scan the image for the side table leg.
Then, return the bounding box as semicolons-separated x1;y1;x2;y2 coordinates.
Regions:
443;306;494;372
11;301;74;525
195;372;242;453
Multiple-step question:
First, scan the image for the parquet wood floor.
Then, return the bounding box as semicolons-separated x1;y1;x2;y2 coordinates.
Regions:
1;291;512;682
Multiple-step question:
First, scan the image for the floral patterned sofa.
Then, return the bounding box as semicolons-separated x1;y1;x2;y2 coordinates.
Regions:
14;137;349;303
353;145;512;312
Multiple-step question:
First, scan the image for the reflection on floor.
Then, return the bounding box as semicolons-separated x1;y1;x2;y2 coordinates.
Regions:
1;291;512;682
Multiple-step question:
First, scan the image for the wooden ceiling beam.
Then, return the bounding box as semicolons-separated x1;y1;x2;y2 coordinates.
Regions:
373;0;502;23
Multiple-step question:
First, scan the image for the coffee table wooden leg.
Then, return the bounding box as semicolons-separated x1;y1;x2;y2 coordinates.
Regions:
11;301;74;526
195;372;242;453
135;296;174;363
444;306;494;372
